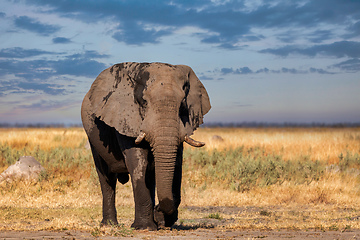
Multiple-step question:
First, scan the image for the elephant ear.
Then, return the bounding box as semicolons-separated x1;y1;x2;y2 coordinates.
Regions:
180;66;211;135
87;62;150;138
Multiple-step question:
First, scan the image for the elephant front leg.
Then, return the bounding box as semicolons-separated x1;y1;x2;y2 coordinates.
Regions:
123;148;157;230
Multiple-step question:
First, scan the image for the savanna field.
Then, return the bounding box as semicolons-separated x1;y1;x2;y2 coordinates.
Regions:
1;127;360;236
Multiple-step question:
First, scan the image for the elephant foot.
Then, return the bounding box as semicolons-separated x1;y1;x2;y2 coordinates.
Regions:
154;205;178;228
117;173;129;184
100;218;119;226
131;220;158;231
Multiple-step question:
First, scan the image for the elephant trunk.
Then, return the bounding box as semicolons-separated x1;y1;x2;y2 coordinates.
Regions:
147;96;181;215
153;144;178;214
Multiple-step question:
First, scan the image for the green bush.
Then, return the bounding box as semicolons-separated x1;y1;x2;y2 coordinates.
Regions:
0;144;24;166
338;151;360;171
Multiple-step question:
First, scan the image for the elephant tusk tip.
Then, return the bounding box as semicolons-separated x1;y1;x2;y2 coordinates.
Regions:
135;132;146;144
184;135;205;147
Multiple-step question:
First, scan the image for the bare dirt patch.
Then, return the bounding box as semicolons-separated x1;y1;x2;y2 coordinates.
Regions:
1;229;360;239
2;205;360;239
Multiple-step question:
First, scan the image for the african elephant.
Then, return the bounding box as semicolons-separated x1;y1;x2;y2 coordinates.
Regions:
81;62;211;230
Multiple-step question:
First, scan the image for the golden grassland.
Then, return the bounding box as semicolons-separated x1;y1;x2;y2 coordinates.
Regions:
191;127;360;163
3;127;359;161
0;127;360;233
0;128;87;151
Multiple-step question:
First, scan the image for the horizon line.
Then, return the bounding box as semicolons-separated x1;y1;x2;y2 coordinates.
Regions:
1;121;360;128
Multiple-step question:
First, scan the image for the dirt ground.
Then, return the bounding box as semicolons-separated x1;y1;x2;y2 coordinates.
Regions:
2;205;360;239
1;229;360;240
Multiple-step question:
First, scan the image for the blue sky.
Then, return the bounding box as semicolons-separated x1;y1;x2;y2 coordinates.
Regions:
0;0;359;125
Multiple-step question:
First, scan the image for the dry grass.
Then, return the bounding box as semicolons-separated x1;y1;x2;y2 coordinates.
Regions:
191;127;360;163
0;127;360;232
0;128;87;151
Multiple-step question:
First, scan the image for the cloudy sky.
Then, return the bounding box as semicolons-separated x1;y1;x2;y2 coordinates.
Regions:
1;0;359;125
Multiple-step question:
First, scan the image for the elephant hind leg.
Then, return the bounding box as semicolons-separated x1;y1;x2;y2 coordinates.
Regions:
90;144;119;226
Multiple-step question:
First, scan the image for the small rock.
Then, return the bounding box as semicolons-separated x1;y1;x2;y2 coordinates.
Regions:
0;156;46;183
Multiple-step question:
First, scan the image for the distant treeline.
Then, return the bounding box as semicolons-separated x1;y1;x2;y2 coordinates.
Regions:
1;122;360;128
0;123;83;128
202;122;360;128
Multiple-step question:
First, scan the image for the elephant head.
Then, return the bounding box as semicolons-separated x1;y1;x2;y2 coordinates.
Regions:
87;62;211;215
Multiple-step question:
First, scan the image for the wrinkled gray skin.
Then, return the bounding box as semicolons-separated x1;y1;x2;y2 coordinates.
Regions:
81;62;211;230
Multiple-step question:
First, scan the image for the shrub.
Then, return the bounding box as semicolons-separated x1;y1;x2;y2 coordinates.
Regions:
338;151;360;171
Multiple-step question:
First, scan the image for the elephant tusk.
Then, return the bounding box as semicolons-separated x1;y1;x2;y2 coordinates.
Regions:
135;132;146;144
184;135;205;147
